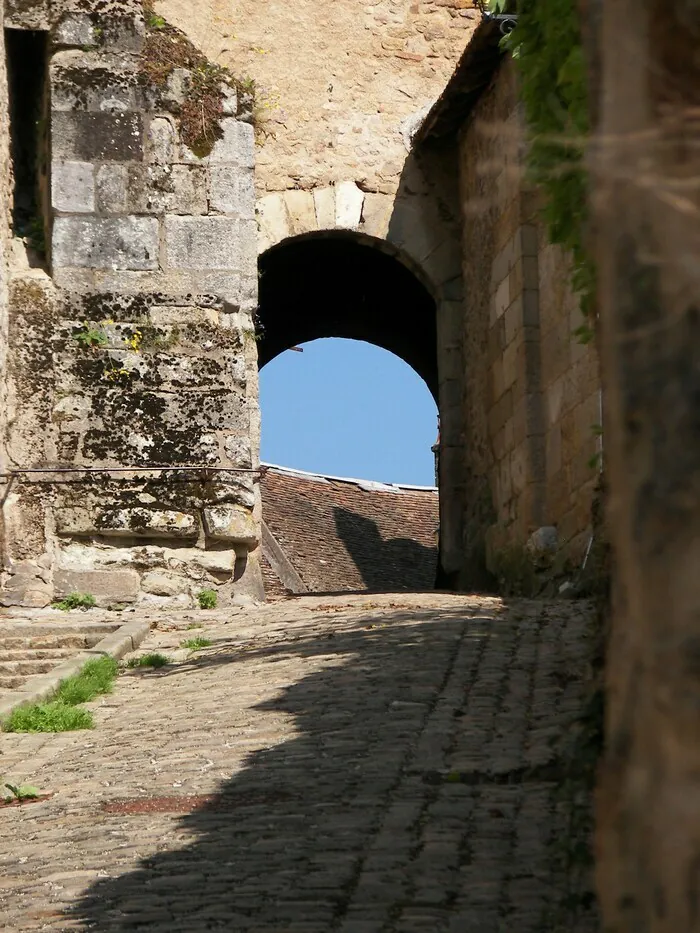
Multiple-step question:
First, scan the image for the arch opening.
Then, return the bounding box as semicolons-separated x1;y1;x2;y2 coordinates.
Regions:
256;234;442;596
257;232;438;400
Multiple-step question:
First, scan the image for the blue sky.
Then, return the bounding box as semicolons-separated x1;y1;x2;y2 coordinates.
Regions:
259;338;438;486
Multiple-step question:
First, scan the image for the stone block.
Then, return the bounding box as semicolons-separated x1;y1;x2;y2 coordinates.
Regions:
162;68;191;109
54;569;140;606
97;508;199;539
284;190;317;235
52;216;159;270
223;435;253;467
526;525;558;554
51;394;92;427
54;13;95;47
55;508;97;536
52;111;143;162
503;298;521;347
238;219;258;278
100;14;146;53
221;85;238;115
96;164;128;213
335;181;365;229
149;306;219;326
209;119;255;167
510;443;528;496
145;117;176;163
5;0;49;29
52;161;95;213
313;186;336;229
256;193;291;250
492;276;510;324
164;216;240;270
502;340;518;389
203;506;259;547
141;571;190;596
128;164;208;215
209;166;255;216
359;191;392;239
167;548;236;575
208;474;256;510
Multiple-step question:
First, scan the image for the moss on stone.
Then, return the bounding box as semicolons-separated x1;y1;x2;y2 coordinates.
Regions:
140;0;253;156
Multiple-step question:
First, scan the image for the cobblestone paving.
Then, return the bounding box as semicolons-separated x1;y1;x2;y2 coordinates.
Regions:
0;593;595;932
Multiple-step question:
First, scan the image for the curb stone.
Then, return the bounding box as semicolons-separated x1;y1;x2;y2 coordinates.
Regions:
0;619;152;723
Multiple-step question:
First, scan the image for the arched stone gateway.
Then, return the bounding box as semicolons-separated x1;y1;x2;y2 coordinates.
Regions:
0;4;601;606
256;210;464;588
254;166;467;590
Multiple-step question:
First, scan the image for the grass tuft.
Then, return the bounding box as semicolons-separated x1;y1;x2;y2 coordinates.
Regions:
1;656;119;734
126;653;170;669
4;782;40;802
52;592;96;611
181;637;212;650
4;701;94;733
197;589;218;610
55;656;118;705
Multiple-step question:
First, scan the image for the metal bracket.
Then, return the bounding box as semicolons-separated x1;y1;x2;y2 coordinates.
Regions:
474;2;519;36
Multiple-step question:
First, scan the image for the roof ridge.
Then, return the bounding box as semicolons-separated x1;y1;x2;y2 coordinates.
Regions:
261;462;438;493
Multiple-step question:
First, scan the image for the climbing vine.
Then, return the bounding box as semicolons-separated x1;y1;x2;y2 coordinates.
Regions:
488;6;606;924
489;0;595;323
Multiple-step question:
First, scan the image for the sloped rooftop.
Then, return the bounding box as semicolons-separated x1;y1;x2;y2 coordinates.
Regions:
260;464;439;596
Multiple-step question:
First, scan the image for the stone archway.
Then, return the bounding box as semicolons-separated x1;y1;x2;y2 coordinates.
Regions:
255;223;461;588
255;170;466;587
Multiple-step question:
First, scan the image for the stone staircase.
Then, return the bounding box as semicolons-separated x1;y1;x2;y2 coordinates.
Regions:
0;619;122;694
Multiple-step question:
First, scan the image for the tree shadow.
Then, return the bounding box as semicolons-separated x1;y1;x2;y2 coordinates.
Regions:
333;507;438;593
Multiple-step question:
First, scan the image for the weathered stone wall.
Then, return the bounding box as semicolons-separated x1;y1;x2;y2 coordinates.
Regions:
0;8;11;581
1;0;263;608
537;232;600;557
158;0;478;195
457;58;600;582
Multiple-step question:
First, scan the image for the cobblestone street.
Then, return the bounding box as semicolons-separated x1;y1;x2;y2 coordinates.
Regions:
0;594;595;932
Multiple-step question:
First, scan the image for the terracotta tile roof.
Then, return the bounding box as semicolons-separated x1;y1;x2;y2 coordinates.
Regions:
261;553;289;599
260;465;439;595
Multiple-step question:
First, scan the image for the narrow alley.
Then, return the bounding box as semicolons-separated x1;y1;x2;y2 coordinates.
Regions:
0;594;596;932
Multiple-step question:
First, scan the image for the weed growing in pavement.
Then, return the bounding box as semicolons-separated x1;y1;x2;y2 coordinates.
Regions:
55;657;118;705
3;782;39;802
126;653;170;669
4;701;94;733
181;637;212;650
2;656;119;733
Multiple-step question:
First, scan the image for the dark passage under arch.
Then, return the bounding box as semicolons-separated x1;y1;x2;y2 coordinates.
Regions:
256;233;438;399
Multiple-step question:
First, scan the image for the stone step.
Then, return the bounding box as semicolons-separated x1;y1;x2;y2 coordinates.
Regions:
0;634;104;651
0;674;28;690
0;648;75;662
0;659;64;676
0;621;119;639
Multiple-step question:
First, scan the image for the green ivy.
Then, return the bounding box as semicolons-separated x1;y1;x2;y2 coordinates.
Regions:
489;0;595;317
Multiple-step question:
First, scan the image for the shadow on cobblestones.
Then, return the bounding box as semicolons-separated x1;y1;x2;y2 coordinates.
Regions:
65;601;593;933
